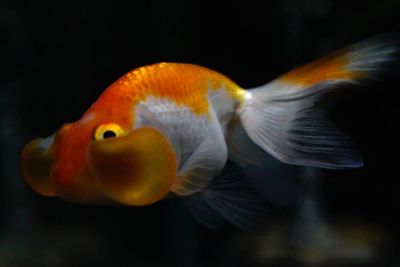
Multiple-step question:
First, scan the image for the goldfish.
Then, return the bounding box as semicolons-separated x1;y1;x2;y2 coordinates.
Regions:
21;34;399;230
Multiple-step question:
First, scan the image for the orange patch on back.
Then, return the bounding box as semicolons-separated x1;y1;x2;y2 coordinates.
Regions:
93;63;243;117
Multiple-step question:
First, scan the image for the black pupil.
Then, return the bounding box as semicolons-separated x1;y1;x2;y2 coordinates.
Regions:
103;130;117;139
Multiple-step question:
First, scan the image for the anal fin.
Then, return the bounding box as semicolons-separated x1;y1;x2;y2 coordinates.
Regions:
184;162;269;231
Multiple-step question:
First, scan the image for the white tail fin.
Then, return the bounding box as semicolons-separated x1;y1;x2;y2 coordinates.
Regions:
234;34;399;169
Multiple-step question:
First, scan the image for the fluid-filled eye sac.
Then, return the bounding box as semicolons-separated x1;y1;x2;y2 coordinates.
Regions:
21;136;57;196
21;125;178;207
88;127;178;206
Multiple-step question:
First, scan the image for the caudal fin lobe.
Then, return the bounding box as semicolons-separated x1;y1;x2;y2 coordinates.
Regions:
235;34;399;169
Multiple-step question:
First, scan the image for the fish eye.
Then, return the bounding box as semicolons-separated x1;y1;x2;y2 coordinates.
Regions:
94;123;124;141
103;130;117;139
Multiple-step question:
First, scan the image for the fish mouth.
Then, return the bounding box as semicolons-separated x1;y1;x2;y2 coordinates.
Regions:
21;127;178;206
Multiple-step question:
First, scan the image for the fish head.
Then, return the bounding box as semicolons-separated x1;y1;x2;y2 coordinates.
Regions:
21;100;178;206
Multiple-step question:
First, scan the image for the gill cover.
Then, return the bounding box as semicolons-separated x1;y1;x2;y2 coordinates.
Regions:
88;127;177;206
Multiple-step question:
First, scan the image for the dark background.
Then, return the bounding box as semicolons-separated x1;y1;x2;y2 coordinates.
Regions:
1;0;400;266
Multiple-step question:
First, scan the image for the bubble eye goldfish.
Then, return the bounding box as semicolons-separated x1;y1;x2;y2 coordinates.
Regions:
21;35;399;230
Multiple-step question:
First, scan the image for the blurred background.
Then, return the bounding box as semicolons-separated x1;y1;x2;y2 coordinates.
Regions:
1;0;400;266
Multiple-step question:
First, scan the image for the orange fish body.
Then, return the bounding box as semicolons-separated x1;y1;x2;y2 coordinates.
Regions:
21;34;399;230
23;63;245;205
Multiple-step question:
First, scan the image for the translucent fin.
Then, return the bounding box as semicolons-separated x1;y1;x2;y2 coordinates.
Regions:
227;122;301;207
278;33;400;90
226;118;272;166
185;163;269;231
172;107;228;196
238;34;399;169
184;195;225;229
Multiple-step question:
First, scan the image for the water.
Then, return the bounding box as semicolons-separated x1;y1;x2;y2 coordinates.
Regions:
1;1;399;266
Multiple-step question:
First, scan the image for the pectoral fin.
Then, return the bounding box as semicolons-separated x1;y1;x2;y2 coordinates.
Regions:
171;107;228;196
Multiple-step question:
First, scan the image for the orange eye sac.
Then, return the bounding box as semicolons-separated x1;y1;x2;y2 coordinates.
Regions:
94;123;124;141
88;126;178;206
21;136;57;197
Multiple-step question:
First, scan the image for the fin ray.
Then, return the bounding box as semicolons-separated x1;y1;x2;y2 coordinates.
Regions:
237;34;399;169
186;163;269;231
184;195;225;229
173;107;228;196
